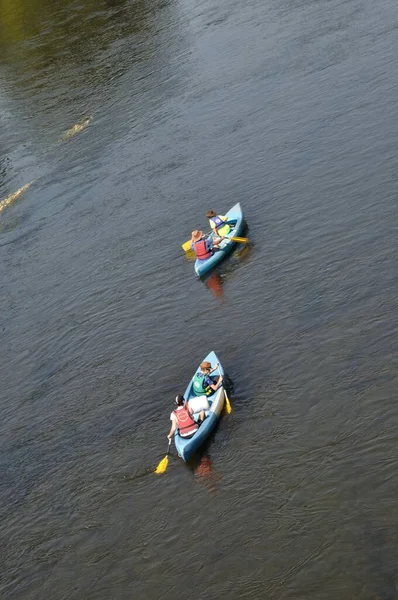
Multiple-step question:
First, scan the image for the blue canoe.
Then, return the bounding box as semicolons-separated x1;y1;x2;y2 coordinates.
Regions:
173;351;225;462
195;202;245;277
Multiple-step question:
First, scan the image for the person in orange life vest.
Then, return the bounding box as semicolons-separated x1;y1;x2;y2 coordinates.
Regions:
191;230;223;261
167;395;206;440
206;210;231;239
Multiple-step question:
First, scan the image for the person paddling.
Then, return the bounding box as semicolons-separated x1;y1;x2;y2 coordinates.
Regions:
191;230;223;261
168;395;205;440
206;210;230;239
192;361;223;397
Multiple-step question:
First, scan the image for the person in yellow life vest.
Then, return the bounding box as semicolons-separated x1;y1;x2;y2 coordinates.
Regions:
206;210;231;239
167;395;206;440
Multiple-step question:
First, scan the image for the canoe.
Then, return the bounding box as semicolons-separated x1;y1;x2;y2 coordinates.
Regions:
173;351;225;462
194;202;244;277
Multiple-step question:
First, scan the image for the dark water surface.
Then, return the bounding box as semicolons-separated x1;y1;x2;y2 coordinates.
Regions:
1;0;398;598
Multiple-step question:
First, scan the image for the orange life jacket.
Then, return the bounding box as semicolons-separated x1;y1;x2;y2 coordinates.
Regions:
193;239;212;260
174;406;198;437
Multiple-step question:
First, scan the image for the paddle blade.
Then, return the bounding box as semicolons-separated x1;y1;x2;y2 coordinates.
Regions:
182;239;192;252
185;249;196;261
224;390;232;414
230;236;249;244
154;455;169;474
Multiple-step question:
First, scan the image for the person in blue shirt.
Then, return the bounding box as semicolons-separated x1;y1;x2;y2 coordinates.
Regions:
192;361;224;396
191;230;223;261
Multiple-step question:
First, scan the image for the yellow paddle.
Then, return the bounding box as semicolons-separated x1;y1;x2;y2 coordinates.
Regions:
229;236;248;243
182;234;248;252
224;388;232;414
154;439;171;474
182;239;193;252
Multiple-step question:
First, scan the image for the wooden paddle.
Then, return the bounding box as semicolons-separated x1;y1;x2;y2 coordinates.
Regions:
154;439;171;474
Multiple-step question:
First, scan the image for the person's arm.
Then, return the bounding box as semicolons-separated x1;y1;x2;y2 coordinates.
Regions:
206;374;223;391
168;415;177;439
205;240;215;252
209;219;218;236
211;237;225;248
211;375;223;390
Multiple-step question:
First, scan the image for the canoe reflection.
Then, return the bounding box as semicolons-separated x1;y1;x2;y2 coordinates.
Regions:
205;272;224;302
193;455;221;493
202;240;252;301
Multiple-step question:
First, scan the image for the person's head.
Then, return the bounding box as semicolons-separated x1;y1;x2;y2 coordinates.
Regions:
175;394;185;406
200;361;212;373
206;210;216;219
191;230;203;243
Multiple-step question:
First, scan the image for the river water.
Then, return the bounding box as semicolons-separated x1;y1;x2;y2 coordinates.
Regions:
1;0;398;598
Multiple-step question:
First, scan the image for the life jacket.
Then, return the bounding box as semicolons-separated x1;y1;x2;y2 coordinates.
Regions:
193;372;214;397
174;406;198;437
193;239;212;260
210;215;226;229
209;215;230;237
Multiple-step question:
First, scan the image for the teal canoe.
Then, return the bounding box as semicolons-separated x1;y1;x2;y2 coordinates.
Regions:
194;203;244;277
173;351;225;461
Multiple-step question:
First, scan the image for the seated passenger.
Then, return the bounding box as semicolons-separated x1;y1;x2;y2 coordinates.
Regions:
191;230;223;261
187;395;209;420
206;210;231;238
167;395;204;440
192;361;223;397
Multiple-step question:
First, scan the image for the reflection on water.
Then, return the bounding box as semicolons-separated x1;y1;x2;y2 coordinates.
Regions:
57;115;93;142
2;0;398;597
0;0;163;211
0;0;154;72
194;455;220;493
191;454;222;493
0;180;33;214
205;272;225;302
0;110;92;213
184;248;196;261
0;0;175;153
201;240;253;302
